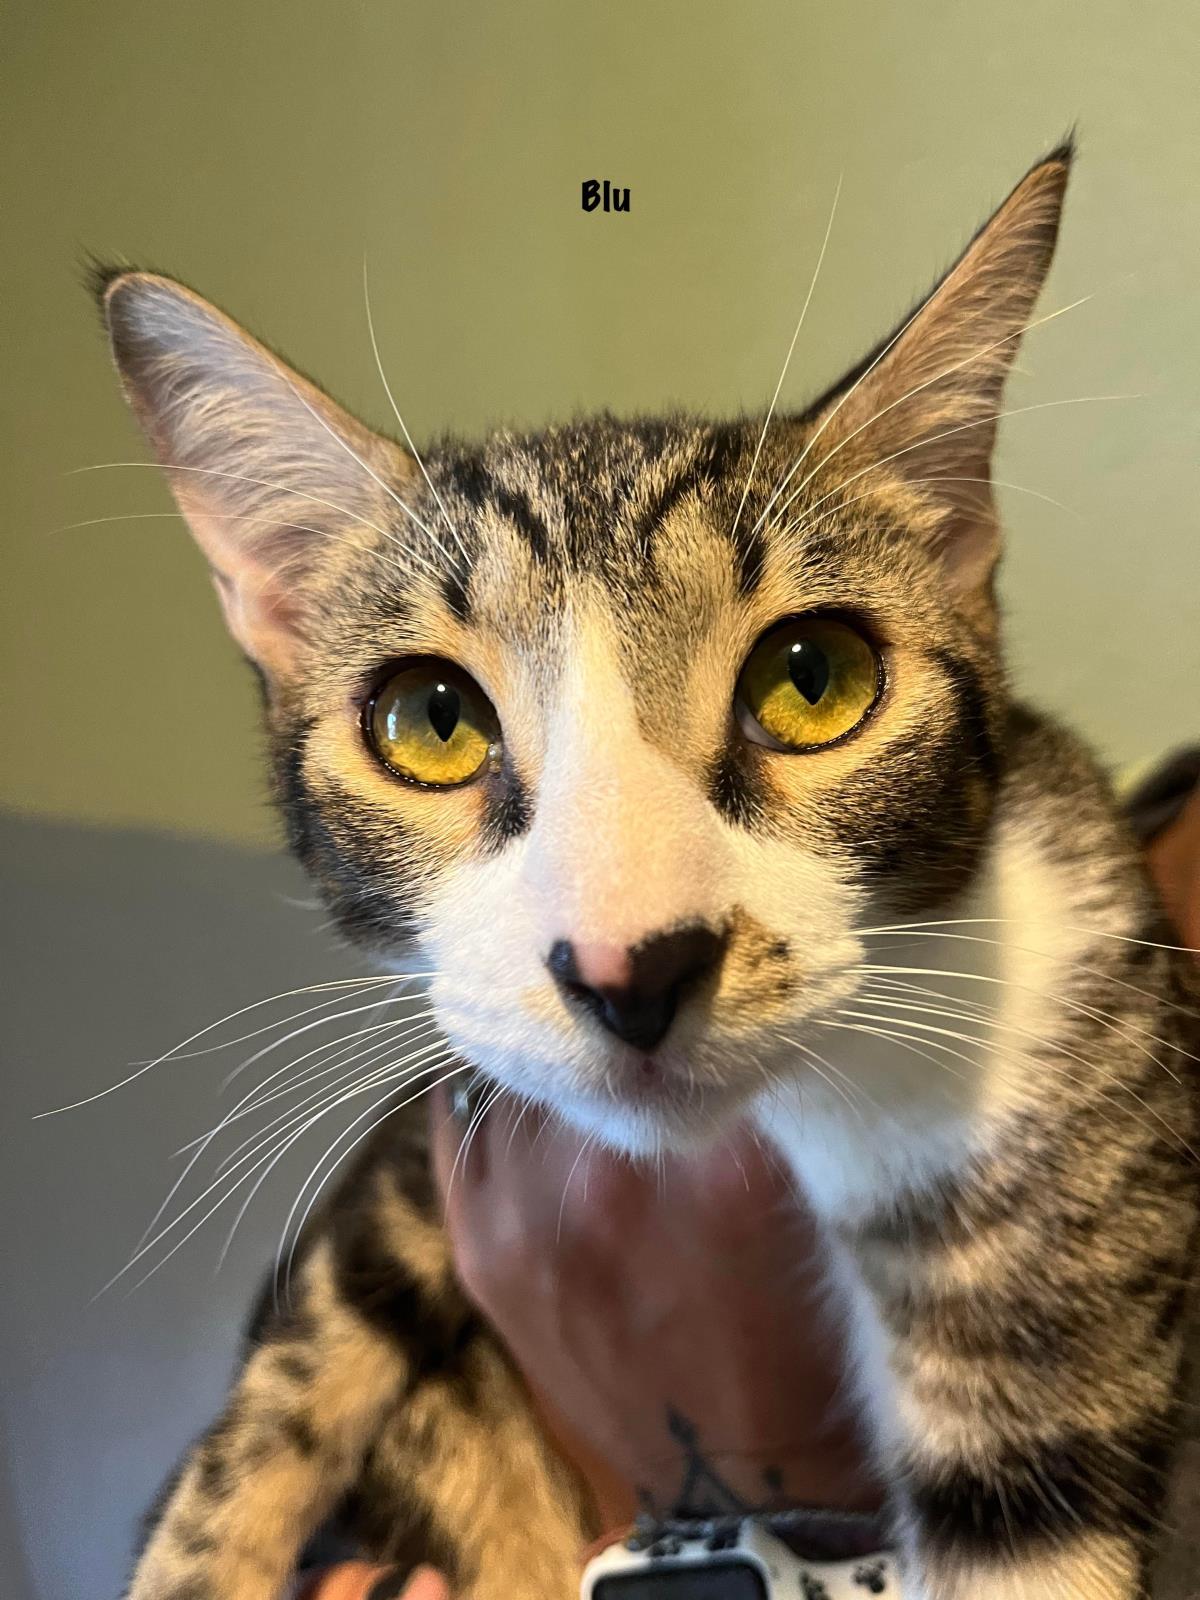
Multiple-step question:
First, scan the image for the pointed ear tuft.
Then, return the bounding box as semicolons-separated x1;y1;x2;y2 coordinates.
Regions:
100;273;415;682
82;255;134;311
83;253;167;313
1041;128;1078;168
807;148;1073;603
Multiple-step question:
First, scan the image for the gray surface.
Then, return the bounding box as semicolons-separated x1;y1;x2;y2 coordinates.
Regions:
0;814;377;1600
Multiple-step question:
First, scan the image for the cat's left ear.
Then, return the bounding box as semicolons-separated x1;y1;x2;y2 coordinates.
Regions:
806;145;1072;602
99;271;418;685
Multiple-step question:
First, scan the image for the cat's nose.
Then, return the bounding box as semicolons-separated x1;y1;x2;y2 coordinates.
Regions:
546;925;726;1050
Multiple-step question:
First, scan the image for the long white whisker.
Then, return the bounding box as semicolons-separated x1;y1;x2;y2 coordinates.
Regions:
823;1015;1186;1156
903;474;1079;516
771;392;1137;537
835;1005;1196;1159
754;293;1092;536
781;1034;870;1120
854;936;1200;1035
363;259;470;563
853;966;1188;1080
847;996;1007;1040
503;1093;536;1158
854;982;1007;1044
143;1010;431;1254
858;916;1200;959
556;1129;600;1244
67;461;442;583
218;1041;454;1274
265;358;458;567
214;1030;449;1192
858;974;999;1012
445;1079;507;1206
857;976;1193;1096
52;509;326;540
837;1014;1199;1244
445;1080;495;1201
742;468;1074;593
34;974;407;1117
100;1043;455;1300
786;473;1078;548
135;1055;462;1302
166;980;426;1068
818;1018;975;1084
211;1015;441;1168
729;174;842;542
147;1022;442;1263
218;991;432;1093
274;1056;467;1306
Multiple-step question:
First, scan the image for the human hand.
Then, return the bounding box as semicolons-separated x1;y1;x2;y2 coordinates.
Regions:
1148;782;1200;952
432;1102;881;1538
293;1561;450;1599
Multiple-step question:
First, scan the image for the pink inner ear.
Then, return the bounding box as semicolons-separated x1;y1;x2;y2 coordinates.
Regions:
931;496;1002;603
102;270;422;685
208;562;305;680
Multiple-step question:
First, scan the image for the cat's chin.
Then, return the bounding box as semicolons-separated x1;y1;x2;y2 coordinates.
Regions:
442;1014;757;1156
539;1073;749;1159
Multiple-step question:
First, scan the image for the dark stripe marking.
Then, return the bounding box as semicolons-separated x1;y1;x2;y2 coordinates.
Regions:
481;763;532;849
280;1411;320;1458
331;1205;480;1383
628;471;701;552
492;485;553;566
928;647;1000;788
908;1423;1168;1557
273;1348;316;1386
709;746;770;830
439;561;472;622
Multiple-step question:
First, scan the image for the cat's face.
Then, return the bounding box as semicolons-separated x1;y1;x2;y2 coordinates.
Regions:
101;149;1069;1153
283;417;1001;1153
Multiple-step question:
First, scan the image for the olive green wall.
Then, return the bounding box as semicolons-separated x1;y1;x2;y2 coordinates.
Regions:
4;1;1198;847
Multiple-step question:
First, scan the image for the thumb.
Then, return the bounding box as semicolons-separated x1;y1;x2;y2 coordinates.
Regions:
294;1563;453;1600
368;1566;452;1600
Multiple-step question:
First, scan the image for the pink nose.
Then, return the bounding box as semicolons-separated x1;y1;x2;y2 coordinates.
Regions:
545;926;727;1050
565;943;634;992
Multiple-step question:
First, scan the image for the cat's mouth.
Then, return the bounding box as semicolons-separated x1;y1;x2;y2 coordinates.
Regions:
436;991;766;1152
601;1052;697;1111
557;1042;757;1150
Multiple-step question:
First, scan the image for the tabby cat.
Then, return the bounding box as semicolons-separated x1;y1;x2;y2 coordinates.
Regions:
101;142;1199;1600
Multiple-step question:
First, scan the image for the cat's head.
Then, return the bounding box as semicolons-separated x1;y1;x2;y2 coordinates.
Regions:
100;149;1069;1154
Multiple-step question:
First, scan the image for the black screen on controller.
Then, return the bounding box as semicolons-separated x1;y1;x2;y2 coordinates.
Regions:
593;1560;769;1600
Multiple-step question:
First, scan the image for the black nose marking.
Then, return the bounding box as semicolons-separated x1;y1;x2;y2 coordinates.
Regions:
546;925;727;1051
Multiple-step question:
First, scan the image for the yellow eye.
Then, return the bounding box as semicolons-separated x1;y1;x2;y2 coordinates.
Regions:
366;661;499;787
736;616;881;751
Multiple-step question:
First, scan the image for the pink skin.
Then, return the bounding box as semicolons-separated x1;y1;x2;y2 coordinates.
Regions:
294;1563;449;1599
568;944;635;992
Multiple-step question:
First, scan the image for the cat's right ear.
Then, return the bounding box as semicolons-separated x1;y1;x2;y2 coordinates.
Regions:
99;271;415;684
799;147;1071;610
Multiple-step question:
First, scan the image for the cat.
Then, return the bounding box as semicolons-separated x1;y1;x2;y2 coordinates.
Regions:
99;140;1200;1600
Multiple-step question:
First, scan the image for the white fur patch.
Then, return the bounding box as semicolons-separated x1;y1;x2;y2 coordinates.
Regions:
420;611;873;1153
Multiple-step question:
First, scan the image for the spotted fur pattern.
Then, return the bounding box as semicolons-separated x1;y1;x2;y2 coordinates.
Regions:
101;142;1200;1599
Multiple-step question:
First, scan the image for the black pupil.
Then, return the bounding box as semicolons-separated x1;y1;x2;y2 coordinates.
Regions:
787;639;830;705
427;683;461;742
